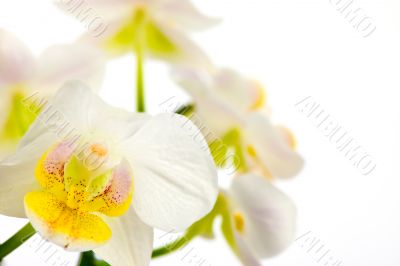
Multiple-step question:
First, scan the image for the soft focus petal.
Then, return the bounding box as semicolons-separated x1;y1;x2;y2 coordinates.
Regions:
243;113;304;178
80;19;126;53
94;207;154;266
152;0;220;30
0;90;37;158
172;68;244;139
157;24;213;70
33;43;106;92
55;0;133;22
0;29;35;87
235;232;262;266
213;69;266;111
0;90;9;128
122;113;218;231
230;174;297;258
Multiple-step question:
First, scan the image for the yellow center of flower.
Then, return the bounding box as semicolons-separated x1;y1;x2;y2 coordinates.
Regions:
233;212;246;234
24;142;134;251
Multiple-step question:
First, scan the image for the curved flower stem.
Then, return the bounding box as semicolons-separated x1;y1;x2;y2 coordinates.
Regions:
152;231;197;259
0;222;35;261
135;45;145;113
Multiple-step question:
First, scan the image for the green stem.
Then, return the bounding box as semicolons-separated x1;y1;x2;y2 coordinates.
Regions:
152;231;197;259
175;104;194;116
0;223;35;261
79;251;96;266
79;251;110;266
136;46;145;113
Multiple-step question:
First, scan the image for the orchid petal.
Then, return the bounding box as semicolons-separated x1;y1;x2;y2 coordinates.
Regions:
0;131;55;217
230;174;297;258
213;69;266;112
235;232;262;266
153;0;220;31
172;68;243;139
156;24;213;69
122;113;218;231
243;113;304;178
0;29;35;88
94;207;153;266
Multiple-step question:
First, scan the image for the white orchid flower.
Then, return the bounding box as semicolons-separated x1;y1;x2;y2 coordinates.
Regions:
0;82;218;266
57;0;217;68
227;174;296;265
0;29;105;157
173;68;304;179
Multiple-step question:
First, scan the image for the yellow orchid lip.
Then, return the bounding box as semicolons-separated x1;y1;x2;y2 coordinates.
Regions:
25;141;134;250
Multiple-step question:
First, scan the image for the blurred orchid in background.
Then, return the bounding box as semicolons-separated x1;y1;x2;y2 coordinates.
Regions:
0;29;105;158
57;0;217;68
56;0;218;112
0;83;218;266
173;67;304;179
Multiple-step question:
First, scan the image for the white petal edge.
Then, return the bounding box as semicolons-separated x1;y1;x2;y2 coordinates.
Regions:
243;112;304;178
229;174;297;258
0;132;54;217
38;80;150;144
94;207;154;266
55;0;133;22
122;113;218;232
18;81;94;148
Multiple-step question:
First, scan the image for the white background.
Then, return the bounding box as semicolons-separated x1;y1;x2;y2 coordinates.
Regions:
1;0;400;265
